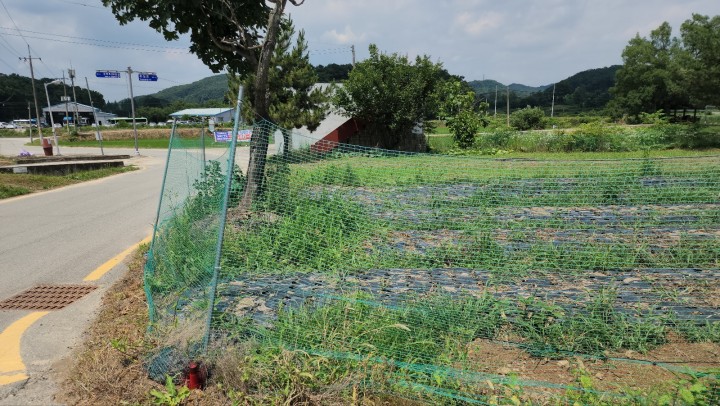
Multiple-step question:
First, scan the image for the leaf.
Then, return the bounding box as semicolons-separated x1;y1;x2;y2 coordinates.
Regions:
679;387;695;404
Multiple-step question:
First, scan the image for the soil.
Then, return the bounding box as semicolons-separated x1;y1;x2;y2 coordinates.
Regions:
467;336;720;397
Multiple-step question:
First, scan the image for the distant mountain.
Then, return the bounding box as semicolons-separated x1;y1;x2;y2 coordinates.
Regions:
468;80;551;97
468;66;621;112
151;74;229;104
519;65;621;110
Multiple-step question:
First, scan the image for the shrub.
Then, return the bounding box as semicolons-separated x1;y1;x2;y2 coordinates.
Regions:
447;110;482;149
510;107;546;130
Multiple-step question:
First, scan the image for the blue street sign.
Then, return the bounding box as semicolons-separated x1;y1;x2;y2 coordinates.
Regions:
95;70;120;78
138;72;158;81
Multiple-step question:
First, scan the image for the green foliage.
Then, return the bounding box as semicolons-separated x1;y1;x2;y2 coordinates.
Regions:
231;18;329;135
509;107;546;130
611;14;720;117
315;63;353;82
0;184;30;199
0;73;105;122
680;14;720;108
439;80;489;149
333;44;444;150
102;0;268;75
149;375;190;406
448;110;483;149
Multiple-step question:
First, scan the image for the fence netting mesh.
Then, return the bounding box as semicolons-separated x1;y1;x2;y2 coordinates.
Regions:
145;119;720;403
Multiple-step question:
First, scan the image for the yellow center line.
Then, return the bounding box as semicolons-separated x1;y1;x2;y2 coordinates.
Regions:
0;312;49;386
83;235;153;282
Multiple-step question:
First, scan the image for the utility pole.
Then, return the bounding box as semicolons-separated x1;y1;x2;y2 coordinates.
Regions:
62;71;70;133
19;45;43;140
127;66;139;155
550;83;556;118
506;86;510;127
84;77;104;155
351;44;356;67
69;68;80;130
27;103;33;142
494;85;498;117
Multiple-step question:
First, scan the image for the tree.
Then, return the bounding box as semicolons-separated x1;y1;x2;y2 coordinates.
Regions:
228;18;329;158
315;64;353;82
102;0;306;209
438;80;488;149
333;44;443;151
680;14;720;108
510;107;546;130
610;22;688;118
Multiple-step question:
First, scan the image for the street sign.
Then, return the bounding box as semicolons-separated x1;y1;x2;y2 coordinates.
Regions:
95;70;121;78
138;72;158;81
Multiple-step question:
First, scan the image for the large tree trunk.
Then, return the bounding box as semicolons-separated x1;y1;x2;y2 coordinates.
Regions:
240;0;286;211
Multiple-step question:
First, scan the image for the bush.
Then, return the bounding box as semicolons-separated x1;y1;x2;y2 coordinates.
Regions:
480;128;516;149
448;110;482;149
510;107;546;130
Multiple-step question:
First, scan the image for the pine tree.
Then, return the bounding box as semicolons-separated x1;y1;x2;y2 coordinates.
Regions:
229;18;329;159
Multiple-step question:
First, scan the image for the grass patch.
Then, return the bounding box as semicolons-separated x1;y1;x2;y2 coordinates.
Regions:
0;166;137;199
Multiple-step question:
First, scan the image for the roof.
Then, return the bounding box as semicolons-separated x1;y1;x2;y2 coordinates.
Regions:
169;108;233;118
42;102;100;113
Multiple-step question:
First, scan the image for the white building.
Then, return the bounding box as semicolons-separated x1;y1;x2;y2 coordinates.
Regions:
42;102;117;126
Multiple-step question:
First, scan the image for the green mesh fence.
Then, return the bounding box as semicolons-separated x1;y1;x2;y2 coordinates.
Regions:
148;118;720;402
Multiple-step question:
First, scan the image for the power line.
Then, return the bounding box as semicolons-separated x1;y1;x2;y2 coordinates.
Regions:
0;0;29;47
0;26;189;52
54;0;104;9
0;55;17;72
0;33;21;57
0;32;191;54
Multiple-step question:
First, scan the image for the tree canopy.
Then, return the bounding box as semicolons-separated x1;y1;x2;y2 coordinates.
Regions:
333;44;444;150
103;0;307;209
228;18;328;155
610;14;720;118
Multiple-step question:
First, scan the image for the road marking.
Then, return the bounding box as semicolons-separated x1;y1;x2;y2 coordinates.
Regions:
83;235;153;282
0;311;49;385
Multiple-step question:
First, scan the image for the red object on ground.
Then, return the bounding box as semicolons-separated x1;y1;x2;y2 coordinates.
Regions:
185;361;204;389
41;138;53;156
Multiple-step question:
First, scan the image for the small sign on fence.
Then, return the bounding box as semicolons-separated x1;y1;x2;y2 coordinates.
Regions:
213;129;253;142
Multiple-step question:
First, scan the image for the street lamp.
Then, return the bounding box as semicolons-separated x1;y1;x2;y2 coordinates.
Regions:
44;79;63;155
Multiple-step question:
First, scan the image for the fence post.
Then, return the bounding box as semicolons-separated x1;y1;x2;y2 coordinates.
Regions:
145;118;179;324
202;86;244;352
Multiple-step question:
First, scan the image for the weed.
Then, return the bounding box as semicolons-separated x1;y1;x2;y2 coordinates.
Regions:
149;375;190;406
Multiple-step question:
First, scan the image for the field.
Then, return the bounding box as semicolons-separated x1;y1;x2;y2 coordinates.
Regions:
144;139;720;403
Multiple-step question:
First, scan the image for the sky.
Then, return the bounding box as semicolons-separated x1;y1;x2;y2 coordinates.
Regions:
1;0;719;103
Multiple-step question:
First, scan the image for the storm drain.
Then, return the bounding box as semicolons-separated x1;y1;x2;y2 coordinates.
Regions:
0;285;97;310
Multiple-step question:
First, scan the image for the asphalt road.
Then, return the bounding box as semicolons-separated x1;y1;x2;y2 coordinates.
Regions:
0;137;260;404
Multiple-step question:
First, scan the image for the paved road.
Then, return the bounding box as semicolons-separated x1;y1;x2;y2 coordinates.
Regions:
0;138;261;404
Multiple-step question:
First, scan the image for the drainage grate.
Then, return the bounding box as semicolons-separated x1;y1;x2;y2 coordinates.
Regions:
0;285;98;310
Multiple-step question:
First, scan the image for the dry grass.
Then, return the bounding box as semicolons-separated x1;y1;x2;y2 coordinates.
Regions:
58;246;160;405
76;128;232;141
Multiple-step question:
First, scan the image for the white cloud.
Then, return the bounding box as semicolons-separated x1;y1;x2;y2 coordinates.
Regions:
454;11;503;36
321;26;367;44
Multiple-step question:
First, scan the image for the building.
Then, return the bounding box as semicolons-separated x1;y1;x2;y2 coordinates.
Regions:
42;102;117;126
169;108;234;123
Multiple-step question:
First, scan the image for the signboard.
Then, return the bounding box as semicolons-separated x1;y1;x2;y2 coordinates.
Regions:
213;129;253;142
138;72;158;81
96;70;120;78
213;131;231;142
237;129;252;141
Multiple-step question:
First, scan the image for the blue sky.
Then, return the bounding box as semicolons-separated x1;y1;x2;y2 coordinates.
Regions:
1;0;719;102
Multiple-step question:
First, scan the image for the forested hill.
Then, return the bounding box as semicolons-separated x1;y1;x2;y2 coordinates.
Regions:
468;80;550;97
0;73;105;122
152;74;229;104
520;65;621;110
468;65;621;111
